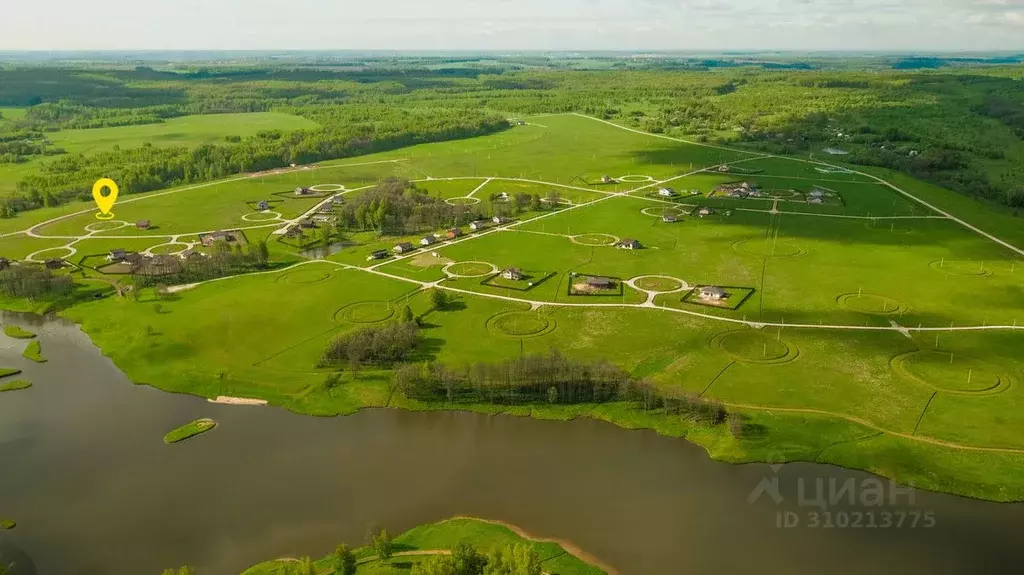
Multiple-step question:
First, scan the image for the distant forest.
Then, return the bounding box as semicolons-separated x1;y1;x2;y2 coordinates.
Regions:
1;59;1022;215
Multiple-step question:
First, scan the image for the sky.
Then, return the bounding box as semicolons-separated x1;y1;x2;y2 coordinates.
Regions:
2;0;1024;52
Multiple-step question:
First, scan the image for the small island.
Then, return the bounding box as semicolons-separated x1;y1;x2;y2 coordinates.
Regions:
164;419;217;444
22;340;46;363
0;380;31;393
2;324;36;339
0;519;15;530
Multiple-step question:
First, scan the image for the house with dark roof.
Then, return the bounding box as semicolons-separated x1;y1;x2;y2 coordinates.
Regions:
616;238;641;250
469;221;489;231
294;187;310;196
368;249;390;261
501;268;523;281
586;276;613;289
446;228;463;239
44;258;64;270
420;236;438;247
0;257;10;271
108;249;128;262
257;200;271;211
663;214;678;223
492;216;511;225
136;220;151;230
393;242;415;255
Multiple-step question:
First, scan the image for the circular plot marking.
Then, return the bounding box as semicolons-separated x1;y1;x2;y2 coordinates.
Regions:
570;233;619;247
444;197;482;206
892;351;1009;396
929;260;994;278
732;238;806;258
85;220;131;233
278;269;334;284
26;245;77;263
486;311;557;338
617;175;656;183
641;206;686;218
443;261;498;278
242;211;283;222
630;275;688;293
309;184;346;192
836;293;907;316
147;243;190;256
711;330;799;365
335;301;396;324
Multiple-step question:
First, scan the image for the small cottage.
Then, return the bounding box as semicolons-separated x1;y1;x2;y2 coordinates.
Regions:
469;221;488;231
447;228;463;239
501;268;523;281
393;242;415;255
616;238;641;250
586;276;613;289
257;200;271;211
420;236;438;247
294;187;310;196
657;187;675;197
44;258;64;270
368;249;390;261
700;286;727;301
136;220;151;230
492;216;510;225
663;214;678;223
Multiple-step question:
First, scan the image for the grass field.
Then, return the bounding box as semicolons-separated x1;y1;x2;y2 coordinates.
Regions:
0;112;320;197
163;419;217;444
241;517;605;575
5;112;1024;501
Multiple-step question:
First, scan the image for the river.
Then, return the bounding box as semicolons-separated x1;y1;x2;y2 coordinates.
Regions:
1;314;1023;574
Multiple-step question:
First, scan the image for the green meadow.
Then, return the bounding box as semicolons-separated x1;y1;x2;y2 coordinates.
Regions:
6;113;1024;501
241;517;606;575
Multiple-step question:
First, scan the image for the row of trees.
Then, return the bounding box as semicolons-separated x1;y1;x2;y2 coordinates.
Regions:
0;263;73;300
129;239;270;290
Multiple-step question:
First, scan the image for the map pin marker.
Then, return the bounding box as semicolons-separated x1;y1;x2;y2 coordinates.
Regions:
92;178;119;220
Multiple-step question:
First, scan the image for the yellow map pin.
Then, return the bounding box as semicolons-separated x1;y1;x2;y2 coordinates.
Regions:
92;178;119;220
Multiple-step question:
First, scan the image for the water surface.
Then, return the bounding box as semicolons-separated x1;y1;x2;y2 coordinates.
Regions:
1;315;1023;574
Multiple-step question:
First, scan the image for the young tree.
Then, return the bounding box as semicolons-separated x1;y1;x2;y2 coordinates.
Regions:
411;555;456;575
430;288;449;311
484;544;541;575
287;557;316;575
400;304;415;323
451;540;486;575
372;528;394;561
333;543;357;575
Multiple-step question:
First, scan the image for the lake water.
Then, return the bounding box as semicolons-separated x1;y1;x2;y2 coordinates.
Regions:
2;314;1023;574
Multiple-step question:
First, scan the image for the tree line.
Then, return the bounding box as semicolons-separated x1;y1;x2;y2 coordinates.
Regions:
128;239;270;290
0;264;73;300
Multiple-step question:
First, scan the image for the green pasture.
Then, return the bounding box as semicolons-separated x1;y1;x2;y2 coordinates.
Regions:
47;113;320;156
242;517;605;575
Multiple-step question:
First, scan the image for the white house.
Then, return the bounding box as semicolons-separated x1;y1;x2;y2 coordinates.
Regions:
658;187;675;197
420;236;438;246
700;286;727;301
501;268;523;281
492;216;510;225
469;221;488;231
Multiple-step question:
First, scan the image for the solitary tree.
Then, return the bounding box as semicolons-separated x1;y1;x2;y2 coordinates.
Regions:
372;528;394;561
430;288;449;311
333;543;357;575
400;304;415;323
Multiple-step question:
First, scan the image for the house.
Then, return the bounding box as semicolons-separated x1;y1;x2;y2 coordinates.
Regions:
319;204;334;214
663;214;678;223
311;215;335;224
283;225;303;239
294;187;310;196
616;238;641;250
492;216;510;225
809;189;825;199
393;242;415;254
718;165;731;172
108;249;128;262
124;252;145;266
44;258;64;270
368;249;390;261
498;192;509;201
332;196;346;205
808;197;824;205
601;175;616;184
657;187;675;197
257;200;271;211
469;221;488;231
447;228;463;239
420;236;437;247
698;207;714;217
586;276;613;289
136;220;151;230
178;248;205;261
699;286;727;301
0;258;8;271
501;267;523;281
298;219;316;229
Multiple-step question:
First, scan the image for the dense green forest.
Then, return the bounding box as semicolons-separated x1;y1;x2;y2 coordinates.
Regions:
1;58;1022;216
